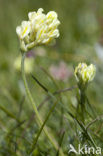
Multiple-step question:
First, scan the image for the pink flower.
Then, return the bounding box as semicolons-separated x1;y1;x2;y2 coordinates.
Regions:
49;61;72;81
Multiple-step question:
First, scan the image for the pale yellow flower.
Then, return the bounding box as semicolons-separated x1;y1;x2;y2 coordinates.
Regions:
16;21;31;39
14;55;34;74
16;21;31;51
74;63;96;85
16;8;60;52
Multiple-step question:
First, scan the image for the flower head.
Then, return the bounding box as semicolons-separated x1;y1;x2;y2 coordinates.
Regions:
16;8;60;52
74;63;96;88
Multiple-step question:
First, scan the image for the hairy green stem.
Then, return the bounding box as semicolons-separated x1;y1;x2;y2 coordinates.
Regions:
21;52;65;156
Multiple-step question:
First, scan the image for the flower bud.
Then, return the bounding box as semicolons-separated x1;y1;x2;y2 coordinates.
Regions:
74;63;96;87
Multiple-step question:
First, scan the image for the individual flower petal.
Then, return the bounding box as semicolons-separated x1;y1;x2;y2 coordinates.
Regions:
46;11;58;23
16;21;31;39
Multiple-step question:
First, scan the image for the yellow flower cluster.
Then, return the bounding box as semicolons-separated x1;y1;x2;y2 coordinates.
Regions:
16;8;60;52
74;63;96;85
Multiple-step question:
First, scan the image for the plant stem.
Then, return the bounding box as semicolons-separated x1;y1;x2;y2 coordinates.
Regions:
21;52;65;156
29;100;58;154
79;89;85;124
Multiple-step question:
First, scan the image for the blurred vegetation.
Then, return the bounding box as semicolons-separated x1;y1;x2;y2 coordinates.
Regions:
0;0;103;155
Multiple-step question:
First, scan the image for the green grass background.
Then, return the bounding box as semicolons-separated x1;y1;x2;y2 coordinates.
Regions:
0;0;103;155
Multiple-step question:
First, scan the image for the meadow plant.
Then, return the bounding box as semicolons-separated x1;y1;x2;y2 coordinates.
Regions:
16;8;99;156
74;63;96;124
16;8;65;155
